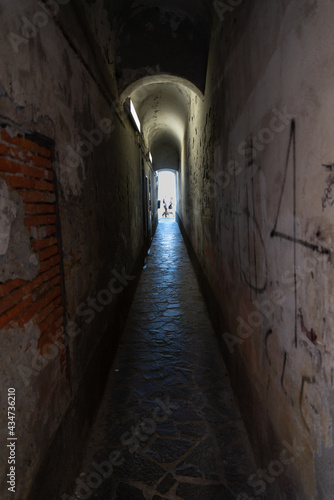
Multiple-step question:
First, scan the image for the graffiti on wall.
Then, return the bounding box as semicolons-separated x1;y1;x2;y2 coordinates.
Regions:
321;163;334;211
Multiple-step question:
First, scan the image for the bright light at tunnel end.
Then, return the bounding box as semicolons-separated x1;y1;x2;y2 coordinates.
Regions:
130;99;141;133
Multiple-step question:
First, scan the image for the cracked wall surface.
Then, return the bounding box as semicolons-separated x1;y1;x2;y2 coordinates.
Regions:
0;1;157;498
177;1;334;499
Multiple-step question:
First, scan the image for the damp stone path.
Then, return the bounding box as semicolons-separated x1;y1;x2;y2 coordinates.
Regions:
72;219;266;500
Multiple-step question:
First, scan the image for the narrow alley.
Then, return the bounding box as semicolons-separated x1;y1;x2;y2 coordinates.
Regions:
72;219;261;500
1;2;334;499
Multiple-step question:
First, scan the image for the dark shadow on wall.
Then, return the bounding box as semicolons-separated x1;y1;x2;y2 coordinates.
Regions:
176;213;303;500
26;239;153;500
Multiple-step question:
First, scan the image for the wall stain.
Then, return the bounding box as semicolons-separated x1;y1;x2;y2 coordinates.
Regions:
298;308;317;343
299;376;316;434
281;352;288;395
321;163;334;211
265;328;273;365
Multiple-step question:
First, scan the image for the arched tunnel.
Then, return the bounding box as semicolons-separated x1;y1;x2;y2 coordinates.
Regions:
1;1;334;499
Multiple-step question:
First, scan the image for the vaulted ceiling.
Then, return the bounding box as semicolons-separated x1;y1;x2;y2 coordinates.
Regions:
103;0;213;94
101;0;214;170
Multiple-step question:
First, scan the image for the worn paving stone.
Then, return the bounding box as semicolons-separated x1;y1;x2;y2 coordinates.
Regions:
146;438;193;464
156;473;177;495
116;452;166;484
171;405;201;422
155;421;178;437
116;482;146;499
176;422;206;439
217;420;251;449
176;482;235;499
177;437;221;481
74;220;267;499
175;464;203;478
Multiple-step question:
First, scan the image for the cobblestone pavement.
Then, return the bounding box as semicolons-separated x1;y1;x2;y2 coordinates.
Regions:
73;219;266;500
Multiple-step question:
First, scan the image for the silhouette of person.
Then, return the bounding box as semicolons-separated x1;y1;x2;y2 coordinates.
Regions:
162;199;168;217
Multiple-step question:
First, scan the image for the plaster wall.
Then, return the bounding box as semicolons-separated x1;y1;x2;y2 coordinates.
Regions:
0;1;152;497
178;1;334;498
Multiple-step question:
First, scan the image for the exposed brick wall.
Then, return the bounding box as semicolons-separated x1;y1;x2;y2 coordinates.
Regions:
0;125;66;360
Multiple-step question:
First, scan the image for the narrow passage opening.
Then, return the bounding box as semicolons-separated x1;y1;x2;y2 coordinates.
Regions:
158;170;176;220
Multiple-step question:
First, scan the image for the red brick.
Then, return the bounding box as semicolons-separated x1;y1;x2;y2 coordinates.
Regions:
25;204;55;216
31;155;52;169
0;144;14;157
0;173;54;192
20;191;56;204
0;279;26;298
36;295;62;324
55;315;63;328
1;130;51;158
38;306;63;335
50;275;61;287
0;296;33;329
39;245;59;262
21;164;47;179
48;325;64;343
0;276;43;316
57;332;65;347
39;266;60;282
39;254;61;273
19;286;61;326
27;225;57;239
0;143;33;164
24;214;57;227
0;295;18;317
44;169;54;181
49;274;61;288
0;158;21;174
0;142;52;169
31;278;55;303
31;237;58;251
44;225;57;237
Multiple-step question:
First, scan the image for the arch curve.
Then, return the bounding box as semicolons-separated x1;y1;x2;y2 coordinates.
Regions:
120;74;204;104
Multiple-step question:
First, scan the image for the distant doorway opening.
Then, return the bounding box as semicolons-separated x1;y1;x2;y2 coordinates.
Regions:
158;170;176;219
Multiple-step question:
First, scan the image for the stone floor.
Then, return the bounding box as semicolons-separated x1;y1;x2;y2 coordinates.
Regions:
71;219;266;500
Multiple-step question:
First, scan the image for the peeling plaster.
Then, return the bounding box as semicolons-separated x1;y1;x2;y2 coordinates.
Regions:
0;178;17;255
0;181;39;282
